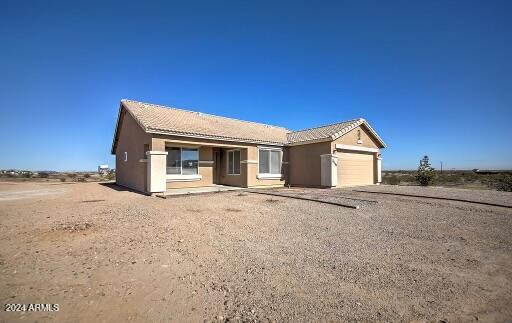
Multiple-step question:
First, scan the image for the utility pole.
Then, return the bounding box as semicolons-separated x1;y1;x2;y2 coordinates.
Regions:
440;161;443;174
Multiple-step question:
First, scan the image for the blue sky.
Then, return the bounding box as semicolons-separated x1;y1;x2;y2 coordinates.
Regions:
1;0;511;171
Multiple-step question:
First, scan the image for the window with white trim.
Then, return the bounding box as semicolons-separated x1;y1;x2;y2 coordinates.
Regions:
166;147;199;175
258;148;282;175
227;150;241;175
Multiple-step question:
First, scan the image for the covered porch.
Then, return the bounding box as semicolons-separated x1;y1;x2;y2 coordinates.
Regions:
145;137;254;194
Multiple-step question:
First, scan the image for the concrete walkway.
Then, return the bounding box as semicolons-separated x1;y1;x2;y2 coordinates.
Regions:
159;185;244;198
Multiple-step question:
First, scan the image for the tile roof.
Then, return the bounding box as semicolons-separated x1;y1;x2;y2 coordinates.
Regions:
285;118;386;147
114;100;386;151
286;119;360;143
121;99;290;145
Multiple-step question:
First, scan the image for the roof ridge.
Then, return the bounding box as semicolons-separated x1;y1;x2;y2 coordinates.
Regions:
290;118;363;134
121;99;291;132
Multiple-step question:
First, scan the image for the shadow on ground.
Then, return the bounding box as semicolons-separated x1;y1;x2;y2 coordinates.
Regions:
98;182;147;195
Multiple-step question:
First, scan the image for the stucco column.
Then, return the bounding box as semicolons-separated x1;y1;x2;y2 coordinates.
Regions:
146;151;168;193
320;154;338;187
376;153;382;184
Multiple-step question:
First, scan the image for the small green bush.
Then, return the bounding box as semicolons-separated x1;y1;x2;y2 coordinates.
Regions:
416;156;436;186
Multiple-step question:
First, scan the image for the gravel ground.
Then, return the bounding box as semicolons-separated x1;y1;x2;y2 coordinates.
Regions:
0;181;511;322
351;184;512;207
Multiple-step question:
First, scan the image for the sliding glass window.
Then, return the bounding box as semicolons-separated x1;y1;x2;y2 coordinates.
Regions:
166;147;198;175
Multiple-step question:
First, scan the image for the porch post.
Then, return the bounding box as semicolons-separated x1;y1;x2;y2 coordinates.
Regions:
146;151;168;194
376;153;382;184
320;154;338;188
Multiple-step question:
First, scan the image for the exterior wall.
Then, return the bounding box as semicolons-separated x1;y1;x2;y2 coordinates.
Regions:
288;141;331;187
331;124;381;149
152;135;251;150
115;110;151;192
166;146;214;189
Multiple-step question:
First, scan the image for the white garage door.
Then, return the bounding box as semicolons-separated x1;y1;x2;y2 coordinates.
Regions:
337;151;375;186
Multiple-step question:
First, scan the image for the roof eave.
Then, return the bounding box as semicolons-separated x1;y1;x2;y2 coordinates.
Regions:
146;129;287;147
285;137;333;146
110;103;124;154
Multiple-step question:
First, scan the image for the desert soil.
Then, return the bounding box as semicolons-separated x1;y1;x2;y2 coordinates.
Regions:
0;182;511;322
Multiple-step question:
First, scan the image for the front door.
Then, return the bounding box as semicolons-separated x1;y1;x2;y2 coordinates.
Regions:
213;150;221;184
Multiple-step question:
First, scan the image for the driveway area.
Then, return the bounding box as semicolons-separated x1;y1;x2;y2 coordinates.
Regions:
0;182;511;322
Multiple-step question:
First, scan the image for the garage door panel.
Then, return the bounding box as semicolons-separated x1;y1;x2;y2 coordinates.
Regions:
337;151;375;186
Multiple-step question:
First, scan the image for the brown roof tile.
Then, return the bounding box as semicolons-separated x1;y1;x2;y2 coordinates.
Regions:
122;100;290;145
286;119;360;143
115;100;386;149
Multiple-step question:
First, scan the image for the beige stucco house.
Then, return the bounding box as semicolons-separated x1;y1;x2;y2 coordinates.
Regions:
111;100;386;194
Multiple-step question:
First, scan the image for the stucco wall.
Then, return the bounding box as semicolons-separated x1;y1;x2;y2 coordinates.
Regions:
288;141;331;187
115;110;151;192
331;124;381;149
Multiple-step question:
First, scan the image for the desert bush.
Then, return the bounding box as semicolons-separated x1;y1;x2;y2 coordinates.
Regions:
67;173;77;179
77;177;86;182
416;156;436;186
38;172;49;178
401;173;416;183
383;174;400;185
436;173;457;185
22;172;32;178
60;178;66;182
84;173;91;178
488;174;512;192
105;170;115;181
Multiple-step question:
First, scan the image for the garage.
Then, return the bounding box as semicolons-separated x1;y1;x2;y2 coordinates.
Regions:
337;150;375;186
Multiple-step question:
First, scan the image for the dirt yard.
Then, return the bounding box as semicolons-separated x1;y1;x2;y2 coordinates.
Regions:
0;182;511;322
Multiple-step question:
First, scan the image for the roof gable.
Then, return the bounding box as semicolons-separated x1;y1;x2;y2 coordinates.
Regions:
287;118;386;147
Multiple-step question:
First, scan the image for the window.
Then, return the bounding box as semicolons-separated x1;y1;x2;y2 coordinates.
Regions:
258;148;282;175
227;150;240;175
181;148;199;175
166;147;198;175
166;147;181;174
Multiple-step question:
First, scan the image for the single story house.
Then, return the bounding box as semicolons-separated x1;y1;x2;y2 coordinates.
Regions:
111;100;386;194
